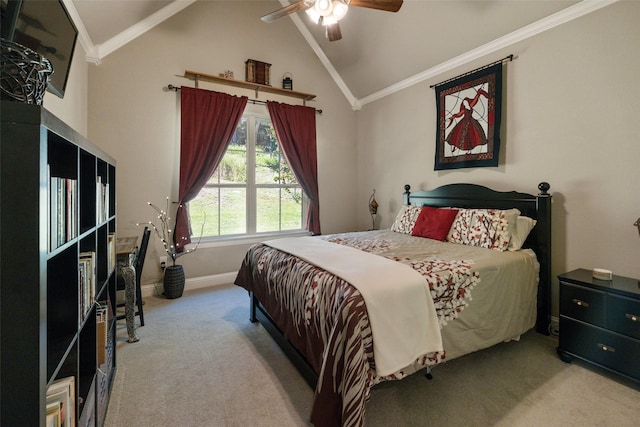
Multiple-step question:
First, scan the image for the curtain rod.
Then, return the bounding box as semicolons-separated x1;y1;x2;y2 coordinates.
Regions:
430;54;514;89
166;84;322;115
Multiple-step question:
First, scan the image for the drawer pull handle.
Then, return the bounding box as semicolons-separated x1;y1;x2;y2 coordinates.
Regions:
597;343;615;353
572;298;589;308
626;313;639;322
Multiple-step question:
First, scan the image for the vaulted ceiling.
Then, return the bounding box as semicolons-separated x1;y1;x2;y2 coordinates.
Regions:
67;0;615;108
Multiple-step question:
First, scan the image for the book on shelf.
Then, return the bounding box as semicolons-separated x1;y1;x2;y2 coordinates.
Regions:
79;251;96;322
96;302;108;366
46;401;62;427
107;233;116;273
96;176;109;223
47;376;75;427
49;173;78;251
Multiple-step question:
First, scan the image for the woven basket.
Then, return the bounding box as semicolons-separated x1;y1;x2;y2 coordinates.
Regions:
163;265;185;299
1;38;53;105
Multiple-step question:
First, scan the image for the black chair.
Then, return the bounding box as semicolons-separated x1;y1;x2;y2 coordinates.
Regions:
117;227;150;326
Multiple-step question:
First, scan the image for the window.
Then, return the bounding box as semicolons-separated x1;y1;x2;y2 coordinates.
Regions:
188;113;306;239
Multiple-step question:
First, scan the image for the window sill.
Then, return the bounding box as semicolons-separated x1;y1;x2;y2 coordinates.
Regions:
189;230;312;249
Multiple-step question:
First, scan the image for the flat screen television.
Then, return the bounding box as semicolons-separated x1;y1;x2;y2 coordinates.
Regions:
1;0;78;98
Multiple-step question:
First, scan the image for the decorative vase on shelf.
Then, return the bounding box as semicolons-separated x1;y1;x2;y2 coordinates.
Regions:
163;265;185;299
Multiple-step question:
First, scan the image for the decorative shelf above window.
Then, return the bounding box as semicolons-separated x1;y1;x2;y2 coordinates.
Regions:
184;70;316;103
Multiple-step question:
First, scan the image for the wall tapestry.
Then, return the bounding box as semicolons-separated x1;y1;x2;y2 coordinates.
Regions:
434;62;503;170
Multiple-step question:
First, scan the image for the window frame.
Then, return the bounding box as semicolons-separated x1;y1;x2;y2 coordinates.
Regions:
188;111;308;245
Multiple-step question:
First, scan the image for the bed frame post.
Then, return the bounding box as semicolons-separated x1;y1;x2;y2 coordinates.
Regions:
250;291;257;323
403;184;411;205
535;182;552;335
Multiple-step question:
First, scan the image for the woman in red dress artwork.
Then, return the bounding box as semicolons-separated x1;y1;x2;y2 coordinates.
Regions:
445;88;489;152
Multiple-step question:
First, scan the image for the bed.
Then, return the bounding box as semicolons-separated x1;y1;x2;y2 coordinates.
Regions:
234;182;552;427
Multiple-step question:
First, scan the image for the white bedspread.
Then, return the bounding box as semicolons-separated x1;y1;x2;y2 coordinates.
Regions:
264;236;443;376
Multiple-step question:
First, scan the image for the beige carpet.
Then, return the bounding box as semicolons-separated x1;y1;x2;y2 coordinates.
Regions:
105;284;640;427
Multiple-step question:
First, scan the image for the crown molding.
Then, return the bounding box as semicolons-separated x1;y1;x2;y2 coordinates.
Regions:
78;0;196;63
357;0;619;107
61;0;97;62
96;0;196;60
69;0;618;110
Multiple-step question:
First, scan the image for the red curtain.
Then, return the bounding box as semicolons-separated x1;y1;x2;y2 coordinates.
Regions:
175;87;248;250
267;101;320;235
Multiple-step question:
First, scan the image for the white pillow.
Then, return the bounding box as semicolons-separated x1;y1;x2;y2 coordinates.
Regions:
508;216;537;251
502;208;521;242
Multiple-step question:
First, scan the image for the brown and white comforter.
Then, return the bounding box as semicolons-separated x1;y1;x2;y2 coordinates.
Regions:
234;230;539;427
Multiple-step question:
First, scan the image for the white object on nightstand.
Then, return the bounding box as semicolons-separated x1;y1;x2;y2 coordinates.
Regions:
592;268;613;281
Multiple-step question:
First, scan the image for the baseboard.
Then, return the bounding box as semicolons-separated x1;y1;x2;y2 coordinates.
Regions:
141;271;237;298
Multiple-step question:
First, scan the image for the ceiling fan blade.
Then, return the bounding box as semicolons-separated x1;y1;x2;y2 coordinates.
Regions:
261;1;314;23
326;22;342;42
348;0;403;13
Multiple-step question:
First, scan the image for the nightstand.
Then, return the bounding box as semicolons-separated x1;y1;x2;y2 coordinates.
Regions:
557;269;640;384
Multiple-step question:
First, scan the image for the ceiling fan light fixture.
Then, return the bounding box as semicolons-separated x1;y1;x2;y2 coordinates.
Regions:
262;0;402;41
306;7;321;24
323;15;338;26
331;0;349;20
314;0;333;17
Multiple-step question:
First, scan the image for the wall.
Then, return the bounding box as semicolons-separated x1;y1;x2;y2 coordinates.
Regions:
356;1;640;316
87;1;358;286
43;41;89;137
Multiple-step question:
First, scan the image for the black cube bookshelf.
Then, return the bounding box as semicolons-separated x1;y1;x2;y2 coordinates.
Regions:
1;101;117;426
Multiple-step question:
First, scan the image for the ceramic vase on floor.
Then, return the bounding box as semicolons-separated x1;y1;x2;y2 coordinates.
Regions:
163;265;185;299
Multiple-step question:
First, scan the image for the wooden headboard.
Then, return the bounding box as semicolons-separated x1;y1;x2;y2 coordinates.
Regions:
403;182;552;335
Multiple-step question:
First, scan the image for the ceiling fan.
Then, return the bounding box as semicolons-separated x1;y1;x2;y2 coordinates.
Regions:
261;0;404;42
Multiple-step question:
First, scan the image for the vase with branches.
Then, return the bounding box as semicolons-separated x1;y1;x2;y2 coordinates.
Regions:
138;197;203;266
138;197;204;298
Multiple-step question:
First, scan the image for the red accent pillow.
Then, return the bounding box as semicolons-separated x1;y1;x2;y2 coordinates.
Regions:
411;206;459;241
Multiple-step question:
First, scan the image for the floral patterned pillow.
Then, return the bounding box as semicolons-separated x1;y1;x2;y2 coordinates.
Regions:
390;205;422;234
447;209;511;251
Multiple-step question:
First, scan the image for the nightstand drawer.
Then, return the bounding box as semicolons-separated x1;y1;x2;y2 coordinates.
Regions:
607;294;640;340
560;318;640;381
560;282;606;326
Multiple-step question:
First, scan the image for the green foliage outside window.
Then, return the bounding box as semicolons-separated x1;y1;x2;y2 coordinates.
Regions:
188;116;303;238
